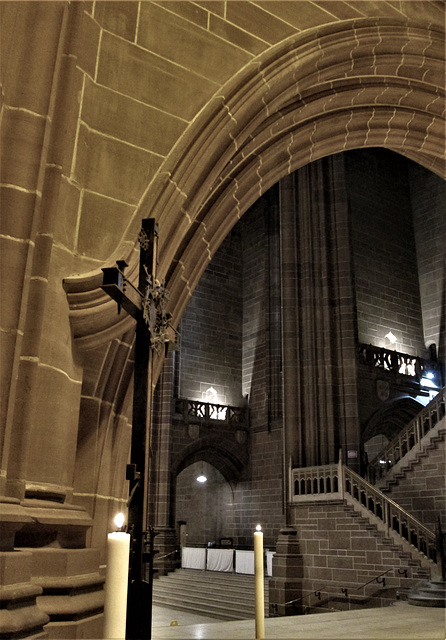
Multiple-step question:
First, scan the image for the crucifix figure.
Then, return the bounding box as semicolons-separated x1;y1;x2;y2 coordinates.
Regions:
102;218;176;640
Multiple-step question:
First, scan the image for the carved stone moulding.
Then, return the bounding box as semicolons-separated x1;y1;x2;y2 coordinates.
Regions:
14;500;93;550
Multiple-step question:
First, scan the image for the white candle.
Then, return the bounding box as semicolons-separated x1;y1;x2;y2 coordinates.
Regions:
103;515;130;640
254;524;265;640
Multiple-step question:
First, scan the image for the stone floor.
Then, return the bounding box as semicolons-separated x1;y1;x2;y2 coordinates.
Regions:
151;601;445;639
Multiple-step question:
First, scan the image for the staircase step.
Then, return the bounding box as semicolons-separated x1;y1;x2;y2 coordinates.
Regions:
407;579;446;608
152;569;270;621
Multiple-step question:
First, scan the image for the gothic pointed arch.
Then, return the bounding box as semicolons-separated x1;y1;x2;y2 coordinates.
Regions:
362;396;425;444
64;18;445;389
172;436;248;487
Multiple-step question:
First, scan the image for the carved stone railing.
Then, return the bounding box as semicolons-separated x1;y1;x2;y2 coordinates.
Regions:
174;398;248;426
358;344;442;381
368;387;445;482
343;466;437;562
291;461;437;563
291;464;340;500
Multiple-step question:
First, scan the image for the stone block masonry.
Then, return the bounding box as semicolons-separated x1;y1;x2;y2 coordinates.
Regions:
409;161;446;353
382;422;445;532
179;227;243;407
346;149;425;357
286;500;430;613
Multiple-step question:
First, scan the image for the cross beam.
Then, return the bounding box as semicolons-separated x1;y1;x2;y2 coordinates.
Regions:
101;218;176;640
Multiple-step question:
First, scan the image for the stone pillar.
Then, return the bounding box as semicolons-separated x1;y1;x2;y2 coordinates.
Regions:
149;352;179;576
268;527;304;617
2;1;85;505
280;156;360;475
0;5;106;636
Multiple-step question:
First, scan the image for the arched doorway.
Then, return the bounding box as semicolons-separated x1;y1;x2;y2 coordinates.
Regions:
175;460;235;548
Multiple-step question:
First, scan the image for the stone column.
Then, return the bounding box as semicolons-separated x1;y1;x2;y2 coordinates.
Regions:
0;5;106;637
2;1;84;505
280;156;360;474
149;352;178;576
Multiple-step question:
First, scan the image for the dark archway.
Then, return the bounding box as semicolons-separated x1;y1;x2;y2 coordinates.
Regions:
362;396;425;444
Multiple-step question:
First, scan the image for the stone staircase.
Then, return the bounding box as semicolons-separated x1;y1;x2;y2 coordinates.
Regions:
377;421;445;497
370;414;446;608
407;578;446;607
342;503;431;587
152;568;269;621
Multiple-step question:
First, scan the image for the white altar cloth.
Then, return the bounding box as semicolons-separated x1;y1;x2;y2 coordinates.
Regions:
266;551;275;576
206;548;234;572
235;549;255;574
181;547;206;570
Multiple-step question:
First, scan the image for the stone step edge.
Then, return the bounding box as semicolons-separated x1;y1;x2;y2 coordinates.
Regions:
152;586;264;604
152;597;266;620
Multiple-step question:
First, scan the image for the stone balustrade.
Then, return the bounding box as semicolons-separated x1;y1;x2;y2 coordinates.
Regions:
291;462;437;564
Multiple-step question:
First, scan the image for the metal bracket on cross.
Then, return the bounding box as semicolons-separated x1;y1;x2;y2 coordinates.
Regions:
101;225;178;353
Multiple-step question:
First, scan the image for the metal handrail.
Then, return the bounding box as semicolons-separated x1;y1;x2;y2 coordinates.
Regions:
368;387;445;482
270;589;323;612
271;566;408;609
341;567;404;597
354;568;393;591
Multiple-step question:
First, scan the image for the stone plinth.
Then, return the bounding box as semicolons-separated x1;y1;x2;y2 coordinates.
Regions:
268;527;304;616
29;548;104;640
0;500;104;638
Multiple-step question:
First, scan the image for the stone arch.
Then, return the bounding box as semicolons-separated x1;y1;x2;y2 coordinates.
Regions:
64;17;445;376
63;15;445;535
362;396;424;444
152;18;444;331
172;436;248;487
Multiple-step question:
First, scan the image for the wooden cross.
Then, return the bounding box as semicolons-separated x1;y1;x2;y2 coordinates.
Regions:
101;218;176;640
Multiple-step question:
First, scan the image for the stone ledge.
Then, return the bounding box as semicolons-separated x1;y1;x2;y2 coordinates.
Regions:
36;590;104;618
0;499;34;551
15;502;93;549
0;550;49;638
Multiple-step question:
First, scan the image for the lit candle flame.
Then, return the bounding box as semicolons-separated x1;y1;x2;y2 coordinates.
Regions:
114;512;125;529
256;524;262;532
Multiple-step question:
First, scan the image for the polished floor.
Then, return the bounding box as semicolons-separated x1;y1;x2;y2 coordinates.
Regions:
151;601;445;639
